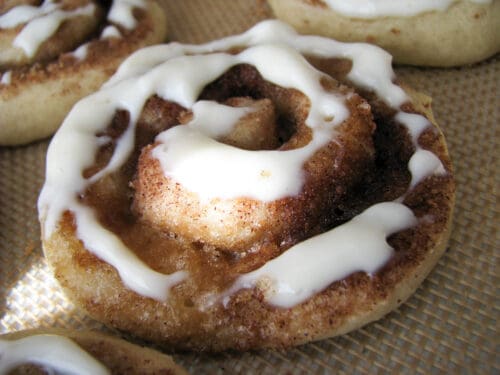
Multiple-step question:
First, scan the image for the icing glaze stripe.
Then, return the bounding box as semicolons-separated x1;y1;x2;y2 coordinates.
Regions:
0;334;109;375
323;0;492;19
108;0;146;29
216;202;417;308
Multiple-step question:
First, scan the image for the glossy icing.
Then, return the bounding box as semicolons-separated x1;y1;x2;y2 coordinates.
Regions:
0;334;109;375
323;0;492;18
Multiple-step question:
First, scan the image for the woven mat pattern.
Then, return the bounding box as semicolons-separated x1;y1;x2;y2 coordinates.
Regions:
0;1;498;373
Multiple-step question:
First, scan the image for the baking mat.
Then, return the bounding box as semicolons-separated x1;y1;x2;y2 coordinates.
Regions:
0;0;498;373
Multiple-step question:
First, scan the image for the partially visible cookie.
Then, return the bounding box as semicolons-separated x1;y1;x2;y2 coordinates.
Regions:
267;0;500;67
0;329;188;374
0;0;168;145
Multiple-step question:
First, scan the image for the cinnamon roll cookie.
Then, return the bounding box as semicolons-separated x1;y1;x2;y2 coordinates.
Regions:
267;0;500;66
38;20;455;351
0;329;187;374
0;0;167;145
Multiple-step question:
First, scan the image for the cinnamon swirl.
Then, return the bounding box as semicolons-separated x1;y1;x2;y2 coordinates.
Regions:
0;0;167;145
38;20;455;351
267;0;500;67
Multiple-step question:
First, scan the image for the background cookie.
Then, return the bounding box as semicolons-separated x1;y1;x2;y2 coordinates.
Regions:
267;0;500;67
0;0;168;145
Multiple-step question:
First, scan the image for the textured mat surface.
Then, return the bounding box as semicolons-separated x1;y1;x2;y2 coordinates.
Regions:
0;0;498;373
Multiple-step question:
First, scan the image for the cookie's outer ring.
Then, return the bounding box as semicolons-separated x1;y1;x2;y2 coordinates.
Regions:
268;0;500;67
1;328;188;374
0;0;167;146
40;81;455;351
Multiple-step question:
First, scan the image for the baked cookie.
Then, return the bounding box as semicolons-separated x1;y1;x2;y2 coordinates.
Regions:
38;20;455;351
0;329;188;374
0;0;167;145
267;0;500;66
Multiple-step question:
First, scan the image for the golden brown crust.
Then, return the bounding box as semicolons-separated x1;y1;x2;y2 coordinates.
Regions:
41;47;455;351
1;329;188;374
267;0;500;67
0;0;168;145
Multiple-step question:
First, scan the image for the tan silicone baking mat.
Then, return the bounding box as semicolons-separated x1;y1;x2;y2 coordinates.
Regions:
1;0;498;373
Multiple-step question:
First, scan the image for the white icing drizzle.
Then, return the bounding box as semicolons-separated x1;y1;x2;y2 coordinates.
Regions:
0;0;145;58
0;71;12;85
108;21;407;109
39;99;188;300
323;0;492;19
154;126;312;200
101;25;122;39
152;44;349;201
408;149;446;189
395;112;446;189
108;0;146;29
0;334;109;375
219;202;416;308
395;111;430;145
0;0;95;58
72;43;89;60
185;101;254;139
38;20;448;305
